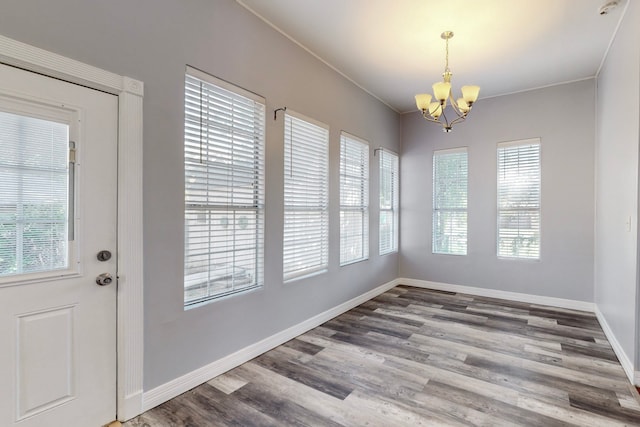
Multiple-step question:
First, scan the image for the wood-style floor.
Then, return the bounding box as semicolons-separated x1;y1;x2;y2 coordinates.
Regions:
126;286;640;426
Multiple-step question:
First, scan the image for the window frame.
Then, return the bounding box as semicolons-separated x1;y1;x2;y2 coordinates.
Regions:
183;66;266;306
496;138;541;260
378;149;399;255
0;98;81;286
432;147;468;256
282;110;329;282
339;132;370;266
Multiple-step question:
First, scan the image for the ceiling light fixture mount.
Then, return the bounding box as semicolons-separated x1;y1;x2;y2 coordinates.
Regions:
415;31;480;133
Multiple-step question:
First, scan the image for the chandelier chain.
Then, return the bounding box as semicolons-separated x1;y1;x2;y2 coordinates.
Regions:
445;36;449;72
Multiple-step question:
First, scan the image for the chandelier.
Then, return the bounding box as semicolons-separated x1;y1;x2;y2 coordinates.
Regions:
415;31;480;132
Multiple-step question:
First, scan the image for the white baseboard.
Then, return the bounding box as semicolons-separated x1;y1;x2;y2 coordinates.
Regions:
398;278;595;312
142;276;637;414
142;278;400;412
594;305;636;385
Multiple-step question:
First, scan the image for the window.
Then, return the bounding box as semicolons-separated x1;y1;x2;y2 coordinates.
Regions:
497;139;540;259
340;132;369;265
433;148;468;255
283;112;329;281
0;111;70;277
379;150;399;255
184;67;265;305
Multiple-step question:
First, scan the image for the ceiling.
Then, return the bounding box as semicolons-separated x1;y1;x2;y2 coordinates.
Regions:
236;0;627;113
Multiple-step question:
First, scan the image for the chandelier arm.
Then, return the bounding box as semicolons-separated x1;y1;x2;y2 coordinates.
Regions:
449;94;461;115
440;108;452;129
448;114;468;127
448;93;466;118
420;111;444;124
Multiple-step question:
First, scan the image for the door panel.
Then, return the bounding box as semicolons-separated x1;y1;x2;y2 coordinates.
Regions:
0;63;118;426
17;306;75;420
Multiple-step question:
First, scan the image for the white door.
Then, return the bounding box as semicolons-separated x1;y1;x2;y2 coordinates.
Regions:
0;63;118;426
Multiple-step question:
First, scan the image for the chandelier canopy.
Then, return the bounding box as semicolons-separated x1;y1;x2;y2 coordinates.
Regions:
415;31;480;133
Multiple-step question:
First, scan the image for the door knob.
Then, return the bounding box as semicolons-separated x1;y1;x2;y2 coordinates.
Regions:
96;273;113;286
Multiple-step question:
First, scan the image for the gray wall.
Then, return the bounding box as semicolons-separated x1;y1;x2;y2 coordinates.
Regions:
5;0;638;392
594;1;639;366
400;80;595;302
0;0;400;389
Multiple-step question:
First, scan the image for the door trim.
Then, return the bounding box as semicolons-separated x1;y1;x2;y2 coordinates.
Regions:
0;35;144;421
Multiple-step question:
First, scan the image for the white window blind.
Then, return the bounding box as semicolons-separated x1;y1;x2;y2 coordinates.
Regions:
340;132;369;265
283;112;329;281
184;67;265;305
497;139;540;259
433;147;468;255
379;149;399;255
0;111;70;277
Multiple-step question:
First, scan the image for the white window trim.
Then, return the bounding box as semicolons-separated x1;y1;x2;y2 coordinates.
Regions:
432;147;468;256
186;66;264;103
0;100;79;286
0;34;145;420
378;148;399;255
283;110;329;282
496;138;541;261
340;131;370;266
184;67;266;304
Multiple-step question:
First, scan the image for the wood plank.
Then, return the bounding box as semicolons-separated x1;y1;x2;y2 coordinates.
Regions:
125;287;640;426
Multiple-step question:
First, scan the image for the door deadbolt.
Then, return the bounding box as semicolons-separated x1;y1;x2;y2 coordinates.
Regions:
97;250;112;262
96;273;113;286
